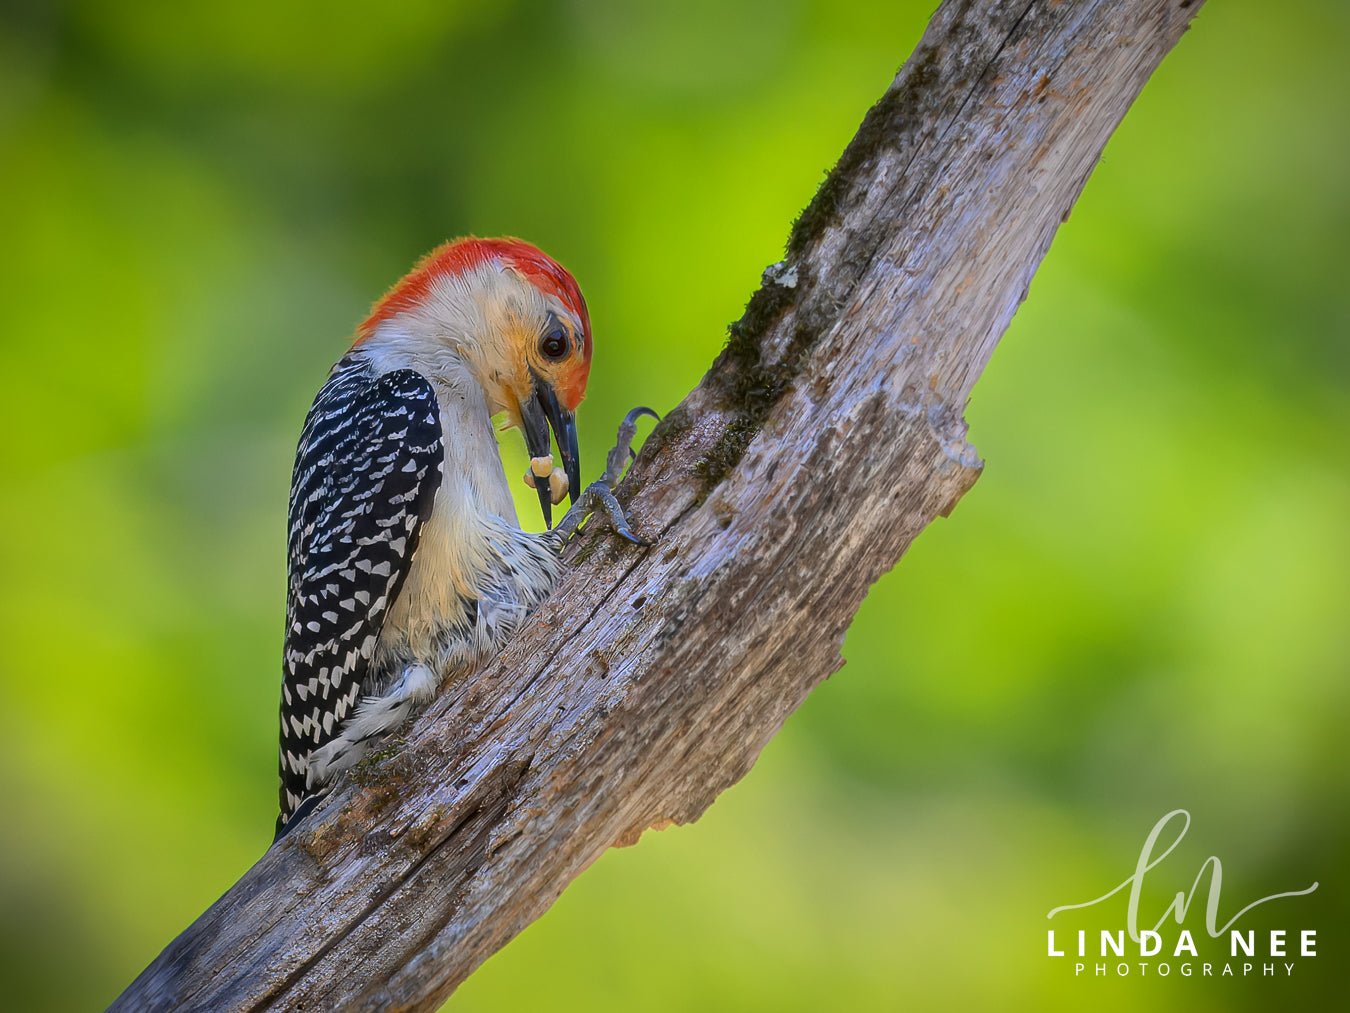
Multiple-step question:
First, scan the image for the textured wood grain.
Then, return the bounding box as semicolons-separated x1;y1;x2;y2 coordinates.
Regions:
112;1;1204;1009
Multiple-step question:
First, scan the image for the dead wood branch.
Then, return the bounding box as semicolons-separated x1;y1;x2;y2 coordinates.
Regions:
113;2;1203;1008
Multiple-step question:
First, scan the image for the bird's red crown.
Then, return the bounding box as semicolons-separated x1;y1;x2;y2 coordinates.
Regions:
355;237;593;406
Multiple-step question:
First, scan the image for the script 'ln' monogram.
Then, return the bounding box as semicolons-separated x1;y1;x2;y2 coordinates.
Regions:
1047;809;1318;941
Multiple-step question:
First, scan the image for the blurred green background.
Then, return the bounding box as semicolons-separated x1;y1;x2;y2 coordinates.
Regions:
1;1;1346;1009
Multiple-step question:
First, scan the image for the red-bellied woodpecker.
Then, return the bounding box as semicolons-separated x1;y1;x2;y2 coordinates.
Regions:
276;237;652;838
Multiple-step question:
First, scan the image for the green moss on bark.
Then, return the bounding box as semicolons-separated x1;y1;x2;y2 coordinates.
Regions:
787;45;940;258
688;47;943;503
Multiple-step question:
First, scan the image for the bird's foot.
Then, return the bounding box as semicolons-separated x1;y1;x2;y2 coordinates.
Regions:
559;479;647;546
552;407;659;547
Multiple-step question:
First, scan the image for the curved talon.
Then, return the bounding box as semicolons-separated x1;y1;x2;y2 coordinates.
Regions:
624;406;660;426
591;482;651;547
614;525;651;547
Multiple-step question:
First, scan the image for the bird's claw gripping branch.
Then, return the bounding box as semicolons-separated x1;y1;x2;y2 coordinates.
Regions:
553;406;659;547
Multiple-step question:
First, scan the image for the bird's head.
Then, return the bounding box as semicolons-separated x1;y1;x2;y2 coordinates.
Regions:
354;237;593;527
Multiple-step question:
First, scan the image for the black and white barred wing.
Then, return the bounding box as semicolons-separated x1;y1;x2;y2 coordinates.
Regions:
278;358;442;828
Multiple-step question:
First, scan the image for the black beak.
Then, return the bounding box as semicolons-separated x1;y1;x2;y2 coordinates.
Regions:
519;373;580;529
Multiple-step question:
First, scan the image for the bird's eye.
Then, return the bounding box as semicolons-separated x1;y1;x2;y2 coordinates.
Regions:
539;317;570;361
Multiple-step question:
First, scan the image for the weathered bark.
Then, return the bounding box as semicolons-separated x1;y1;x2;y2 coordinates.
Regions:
113;1;1203;1009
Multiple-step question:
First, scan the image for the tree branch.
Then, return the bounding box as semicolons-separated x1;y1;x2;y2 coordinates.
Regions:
114;1;1203;1008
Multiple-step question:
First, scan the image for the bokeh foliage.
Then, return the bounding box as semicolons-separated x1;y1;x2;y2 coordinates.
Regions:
0;1;1346;1010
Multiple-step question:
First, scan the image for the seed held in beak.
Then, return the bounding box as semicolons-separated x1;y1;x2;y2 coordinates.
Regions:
523;462;569;506
517;373;580;529
547;467;569;505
